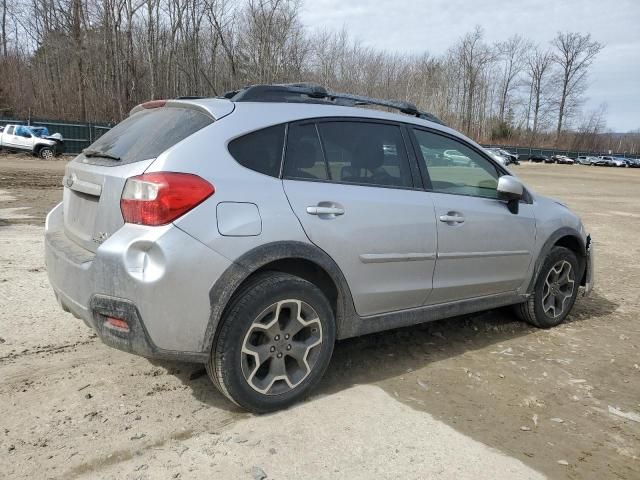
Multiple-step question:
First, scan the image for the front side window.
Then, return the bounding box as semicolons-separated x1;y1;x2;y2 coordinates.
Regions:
228;124;285;177
317;121;413;188
413;129;500;199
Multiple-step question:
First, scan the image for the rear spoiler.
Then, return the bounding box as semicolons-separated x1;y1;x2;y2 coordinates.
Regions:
129;99;233;120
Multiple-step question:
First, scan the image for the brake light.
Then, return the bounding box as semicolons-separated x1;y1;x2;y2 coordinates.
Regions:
121;172;214;226
140;99;167;109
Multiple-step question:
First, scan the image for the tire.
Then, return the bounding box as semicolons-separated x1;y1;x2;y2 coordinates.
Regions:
516;246;581;328
207;271;336;413
38;147;54;160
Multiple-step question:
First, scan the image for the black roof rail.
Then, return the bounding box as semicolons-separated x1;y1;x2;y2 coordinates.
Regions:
223;83;445;125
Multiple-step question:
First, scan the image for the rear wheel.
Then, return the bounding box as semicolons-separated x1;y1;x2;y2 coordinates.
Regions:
516;246;581;328
207;272;335;413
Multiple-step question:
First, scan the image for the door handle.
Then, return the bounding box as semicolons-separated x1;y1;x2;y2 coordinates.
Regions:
306;206;345;216
439;213;465;224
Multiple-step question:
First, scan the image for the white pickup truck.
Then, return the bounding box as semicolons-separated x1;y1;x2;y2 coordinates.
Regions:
0;124;64;159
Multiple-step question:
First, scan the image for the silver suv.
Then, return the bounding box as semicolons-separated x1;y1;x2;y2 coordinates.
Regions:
45;84;594;412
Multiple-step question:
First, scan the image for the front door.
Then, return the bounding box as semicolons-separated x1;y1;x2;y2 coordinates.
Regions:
411;128;536;304
282;120;438;317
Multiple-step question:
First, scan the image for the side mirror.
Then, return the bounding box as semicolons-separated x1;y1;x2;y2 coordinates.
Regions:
497;175;524;214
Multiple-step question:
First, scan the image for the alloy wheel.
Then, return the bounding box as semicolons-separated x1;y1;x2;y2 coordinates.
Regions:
542;260;575;318
241;299;323;395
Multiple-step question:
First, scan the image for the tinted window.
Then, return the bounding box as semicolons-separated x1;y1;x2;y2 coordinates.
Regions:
7;126;14;135
413;129;500;199
283;123;328;180
87;107;213;165
317;122;412;188
229;124;285;177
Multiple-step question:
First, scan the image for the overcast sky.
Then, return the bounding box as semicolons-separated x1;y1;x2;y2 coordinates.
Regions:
300;0;640;132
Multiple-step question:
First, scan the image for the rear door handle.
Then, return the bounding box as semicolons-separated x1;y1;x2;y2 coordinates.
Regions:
306;206;345;216
439;213;465;224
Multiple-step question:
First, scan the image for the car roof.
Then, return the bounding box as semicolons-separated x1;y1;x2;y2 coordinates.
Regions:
184;97;448;129
136;94;484;154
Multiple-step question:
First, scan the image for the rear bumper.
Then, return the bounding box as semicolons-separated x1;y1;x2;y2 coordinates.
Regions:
44;202;232;361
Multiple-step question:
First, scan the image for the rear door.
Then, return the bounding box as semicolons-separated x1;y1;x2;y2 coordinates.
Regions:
282;119;437;317
411;128;536;304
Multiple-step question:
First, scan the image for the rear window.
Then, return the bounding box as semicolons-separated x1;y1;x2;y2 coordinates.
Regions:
84;107;213;165
228;125;285;177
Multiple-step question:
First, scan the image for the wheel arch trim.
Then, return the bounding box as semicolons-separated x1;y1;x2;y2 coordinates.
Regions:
527;227;586;294
202;240;356;353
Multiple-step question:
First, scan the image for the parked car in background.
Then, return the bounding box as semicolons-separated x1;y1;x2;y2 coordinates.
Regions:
576;156;597;165
44;84;594;413
0;124;64;158
592;156;615;167
496;148;519;165
612;157;633;167
624;158;640;168
484;148;508;166
550;155;575;165
529;154;548;163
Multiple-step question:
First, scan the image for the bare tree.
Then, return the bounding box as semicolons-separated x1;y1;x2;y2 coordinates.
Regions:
527;46;553;141
450;26;494;136
495;34;529;124
1;0;7;57
551;32;603;142
0;4;618;151
572;103;607;151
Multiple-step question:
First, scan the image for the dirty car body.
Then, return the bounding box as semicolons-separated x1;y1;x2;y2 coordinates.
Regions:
45;84;594;412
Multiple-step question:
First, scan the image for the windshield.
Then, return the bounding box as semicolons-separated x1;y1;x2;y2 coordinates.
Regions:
84;107;213;165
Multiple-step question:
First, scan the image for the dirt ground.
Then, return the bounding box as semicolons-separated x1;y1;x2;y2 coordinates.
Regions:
0;153;638;479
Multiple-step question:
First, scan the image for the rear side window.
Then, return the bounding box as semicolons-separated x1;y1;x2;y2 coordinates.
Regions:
86;107;213;165
228;124;285;177
283;123;328;180
318;122;413;188
7;126;14;135
284;120;413;188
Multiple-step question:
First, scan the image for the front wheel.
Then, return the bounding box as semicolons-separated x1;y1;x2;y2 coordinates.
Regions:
516;246;581;328
39;147;54;159
207;272;336;413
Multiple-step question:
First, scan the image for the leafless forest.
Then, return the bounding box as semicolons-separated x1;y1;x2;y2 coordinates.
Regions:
1;0;638;151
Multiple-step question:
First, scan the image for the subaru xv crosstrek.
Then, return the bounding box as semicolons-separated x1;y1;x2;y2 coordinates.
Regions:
45;84;594;412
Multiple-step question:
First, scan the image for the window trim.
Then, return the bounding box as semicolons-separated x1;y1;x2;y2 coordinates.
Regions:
408;126;532;203
282;116;420;191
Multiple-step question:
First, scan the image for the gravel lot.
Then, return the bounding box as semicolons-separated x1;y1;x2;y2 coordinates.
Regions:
0;154;639;479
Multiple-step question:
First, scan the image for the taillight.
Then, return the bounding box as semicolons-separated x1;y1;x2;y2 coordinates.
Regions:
121;172;214;226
